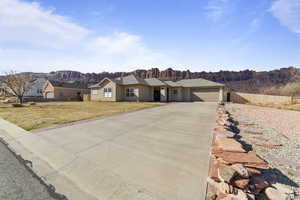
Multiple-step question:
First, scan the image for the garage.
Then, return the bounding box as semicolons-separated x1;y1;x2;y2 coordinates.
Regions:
45;92;54;99
191;88;220;102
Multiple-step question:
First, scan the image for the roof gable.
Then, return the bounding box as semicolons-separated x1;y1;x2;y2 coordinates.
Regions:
48;80;88;89
114;75;147;85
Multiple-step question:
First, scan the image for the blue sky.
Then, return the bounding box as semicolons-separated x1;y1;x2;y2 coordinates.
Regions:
0;0;299;73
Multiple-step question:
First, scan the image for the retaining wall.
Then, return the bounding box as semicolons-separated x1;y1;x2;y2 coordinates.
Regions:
231;92;292;105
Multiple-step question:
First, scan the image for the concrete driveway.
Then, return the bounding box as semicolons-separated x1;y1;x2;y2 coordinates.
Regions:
2;102;217;200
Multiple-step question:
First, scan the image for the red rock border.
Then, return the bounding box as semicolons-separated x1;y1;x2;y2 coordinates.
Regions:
206;102;270;200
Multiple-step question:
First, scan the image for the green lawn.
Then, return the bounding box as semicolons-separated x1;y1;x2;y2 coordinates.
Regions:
0;101;163;131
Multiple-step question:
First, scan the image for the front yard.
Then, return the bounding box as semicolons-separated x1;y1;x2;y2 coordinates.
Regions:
0;101;163;131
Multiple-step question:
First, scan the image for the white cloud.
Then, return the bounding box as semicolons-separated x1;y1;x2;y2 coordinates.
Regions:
0;0;169;72
86;32;165;67
270;0;300;34
205;0;230;22
0;0;90;48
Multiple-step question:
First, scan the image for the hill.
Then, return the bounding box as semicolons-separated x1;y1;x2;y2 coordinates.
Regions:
28;67;300;94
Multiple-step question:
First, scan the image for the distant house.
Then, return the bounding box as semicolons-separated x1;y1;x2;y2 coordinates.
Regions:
89;75;224;102
43;80;90;100
24;78;47;97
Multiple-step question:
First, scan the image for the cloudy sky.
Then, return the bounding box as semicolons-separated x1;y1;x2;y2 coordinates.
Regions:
0;0;299;73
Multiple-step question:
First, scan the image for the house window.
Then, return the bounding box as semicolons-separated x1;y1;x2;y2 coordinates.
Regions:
126;88;134;97
92;89;98;95
37;89;43;94
173;89;178;95
104;88;112;97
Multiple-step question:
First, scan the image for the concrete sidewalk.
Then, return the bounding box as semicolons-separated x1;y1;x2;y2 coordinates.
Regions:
0;102;217;200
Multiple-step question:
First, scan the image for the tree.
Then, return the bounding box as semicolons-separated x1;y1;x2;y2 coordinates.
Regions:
0;71;33;104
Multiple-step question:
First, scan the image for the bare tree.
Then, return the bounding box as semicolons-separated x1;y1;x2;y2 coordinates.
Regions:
0;71;33;104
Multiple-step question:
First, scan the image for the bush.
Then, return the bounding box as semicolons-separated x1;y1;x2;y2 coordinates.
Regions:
29;102;36;106
12;103;24;107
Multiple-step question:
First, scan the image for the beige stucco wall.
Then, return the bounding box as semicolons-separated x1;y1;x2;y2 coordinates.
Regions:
169;87;183;102
182;88;192;102
90;80;117;101
119;85;152;102
44;82;89;100
91;82;153;102
231;92;292;105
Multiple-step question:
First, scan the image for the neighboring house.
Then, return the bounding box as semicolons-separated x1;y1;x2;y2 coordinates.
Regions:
0;83;13;96
43;80;90;100
24;78;47;97
89;75;224;102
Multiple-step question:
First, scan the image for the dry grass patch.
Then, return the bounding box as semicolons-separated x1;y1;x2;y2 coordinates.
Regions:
0;101;164;131
248;102;300;112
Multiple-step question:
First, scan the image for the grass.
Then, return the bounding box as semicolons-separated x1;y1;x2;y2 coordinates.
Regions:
0;101;164;131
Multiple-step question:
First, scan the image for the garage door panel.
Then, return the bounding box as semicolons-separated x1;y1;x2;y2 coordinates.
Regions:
191;88;219;102
46;92;54;99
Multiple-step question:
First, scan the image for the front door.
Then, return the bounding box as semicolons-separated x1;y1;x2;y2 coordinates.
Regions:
153;88;161;101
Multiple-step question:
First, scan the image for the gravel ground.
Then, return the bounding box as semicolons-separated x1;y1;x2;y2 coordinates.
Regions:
228;104;300;142
0;140;65;200
227;103;300;196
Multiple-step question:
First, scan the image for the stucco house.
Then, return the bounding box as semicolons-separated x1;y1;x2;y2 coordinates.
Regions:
43;80;90;100
89;75;224;102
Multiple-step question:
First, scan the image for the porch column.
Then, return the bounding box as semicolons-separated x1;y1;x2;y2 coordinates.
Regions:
219;87;224;102
160;87;167;102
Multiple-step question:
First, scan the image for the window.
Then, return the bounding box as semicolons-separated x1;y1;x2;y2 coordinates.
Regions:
104;88;112;98
173;89;178;95
92;89;98;95
126;88;134;97
37;89;43;94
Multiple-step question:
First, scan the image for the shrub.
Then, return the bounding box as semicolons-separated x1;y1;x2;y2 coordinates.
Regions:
29;102;36;106
12;103;24;107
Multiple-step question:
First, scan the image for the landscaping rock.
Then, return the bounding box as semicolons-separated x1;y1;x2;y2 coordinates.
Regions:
245;167;262;176
215;151;269;168
218;163;237;182
214;137;246;153
210;160;221;182
242;130;263;135
239;122;256;126
231;176;250;189
271;183;296;200
265;187;286;200
214;131;236;138
249;175;269;193
231;164;249;178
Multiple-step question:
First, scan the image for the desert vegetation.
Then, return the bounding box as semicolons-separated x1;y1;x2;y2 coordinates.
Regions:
262;82;300;96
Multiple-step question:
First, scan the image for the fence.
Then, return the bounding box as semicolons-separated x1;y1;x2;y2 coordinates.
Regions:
230;92;293;105
291;95;300;104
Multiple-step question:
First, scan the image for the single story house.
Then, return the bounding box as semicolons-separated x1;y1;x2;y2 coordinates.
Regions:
89;75;224;102
43;80;90;100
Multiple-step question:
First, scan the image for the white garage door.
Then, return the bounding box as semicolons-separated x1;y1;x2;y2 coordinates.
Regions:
191;88;220;102
46;92;54;99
